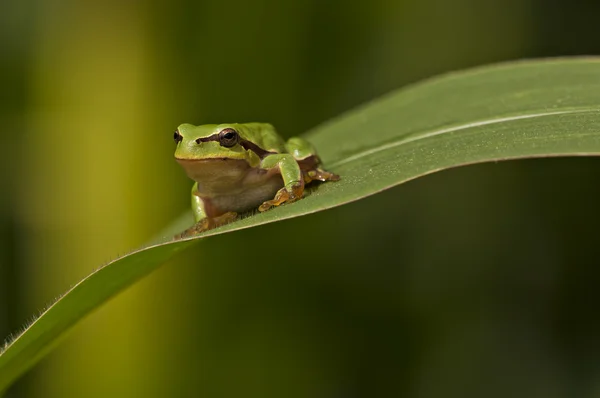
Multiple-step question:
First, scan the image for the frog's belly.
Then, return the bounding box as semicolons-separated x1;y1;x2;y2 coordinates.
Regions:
203;174;283;216
178;157;285;216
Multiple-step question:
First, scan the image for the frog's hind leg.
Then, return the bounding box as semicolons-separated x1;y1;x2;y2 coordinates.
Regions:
285;137;340;184
174;183;238;239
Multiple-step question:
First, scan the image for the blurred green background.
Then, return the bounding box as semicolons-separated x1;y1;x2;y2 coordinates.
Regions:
1;0;600;397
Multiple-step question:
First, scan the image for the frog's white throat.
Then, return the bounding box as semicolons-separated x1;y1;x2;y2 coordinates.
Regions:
176;157;282;197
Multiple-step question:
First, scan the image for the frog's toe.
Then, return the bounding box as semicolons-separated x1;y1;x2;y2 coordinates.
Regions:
174;218;212;239
259;184;303;212
174;212;238;239
305;168;340;183
215;211;238;226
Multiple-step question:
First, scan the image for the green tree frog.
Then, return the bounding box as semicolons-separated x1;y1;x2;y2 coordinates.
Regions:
174;123;339;236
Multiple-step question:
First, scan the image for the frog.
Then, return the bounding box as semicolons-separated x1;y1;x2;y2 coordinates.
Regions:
173;123;339;237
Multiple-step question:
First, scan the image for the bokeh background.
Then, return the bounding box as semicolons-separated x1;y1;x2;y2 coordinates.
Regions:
1;0;600;397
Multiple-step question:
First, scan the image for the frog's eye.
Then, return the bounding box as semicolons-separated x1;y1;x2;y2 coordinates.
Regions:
174;130;183;144
218;128;239;148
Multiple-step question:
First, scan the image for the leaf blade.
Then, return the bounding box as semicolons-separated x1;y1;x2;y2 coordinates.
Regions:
2;57;600;392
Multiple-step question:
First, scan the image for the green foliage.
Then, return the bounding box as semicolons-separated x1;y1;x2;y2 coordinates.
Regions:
1;57;600;393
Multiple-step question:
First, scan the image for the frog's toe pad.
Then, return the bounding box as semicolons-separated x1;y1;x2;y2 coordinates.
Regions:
306;168;340;183
174;212;238;239
174;219;211;239
259;185;303;212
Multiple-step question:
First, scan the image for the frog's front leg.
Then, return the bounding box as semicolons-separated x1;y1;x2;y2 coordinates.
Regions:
258;154;304;212
175;182;238;238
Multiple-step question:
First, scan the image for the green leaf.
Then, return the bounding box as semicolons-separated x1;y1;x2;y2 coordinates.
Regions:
2;57;600;392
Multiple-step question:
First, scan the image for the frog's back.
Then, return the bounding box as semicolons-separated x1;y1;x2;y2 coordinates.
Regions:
229;122;287;153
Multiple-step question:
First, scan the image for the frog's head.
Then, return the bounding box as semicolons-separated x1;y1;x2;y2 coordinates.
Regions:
174;123;262;183
174;123;255;160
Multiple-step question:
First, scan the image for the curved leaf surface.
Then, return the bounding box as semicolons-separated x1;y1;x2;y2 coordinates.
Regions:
1;57;600;392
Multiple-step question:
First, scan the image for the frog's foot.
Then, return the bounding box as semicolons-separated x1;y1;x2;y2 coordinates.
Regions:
174;212;238;239
304;168;340;184
258;183;304;212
